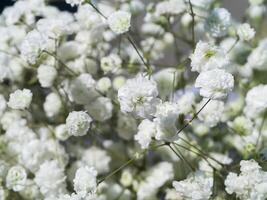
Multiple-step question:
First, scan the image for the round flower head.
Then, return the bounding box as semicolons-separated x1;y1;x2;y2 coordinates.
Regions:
73;166;97;195
190;41;229;73
37;65;57;88
100;54;122;74
108;11;131;34
43;92;62;118
8;89;32;110
66;111;92;137
118;74;160;118
237;23;255;41
6;165;27;192
173;171;213;200
205;8;231;37
195;69;234;99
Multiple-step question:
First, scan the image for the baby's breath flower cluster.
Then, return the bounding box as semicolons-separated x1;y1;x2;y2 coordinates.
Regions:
0;0;267;199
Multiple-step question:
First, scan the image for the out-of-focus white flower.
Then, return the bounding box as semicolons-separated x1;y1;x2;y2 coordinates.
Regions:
34;160;66;197
246;39;267;71
20;30;49;64
96;77;112;93
173;171;213;200
195;69;234;99
6;165;27;192
228;116;254;136
155;0;186;16
134;119;156;149
101;54;122;74
225;159;267;200
244;84;267;118
118;74;160;118
0;95;6;117
154;102;180;141
65;0;84;7
190;41;229;73
8;89;32;110
85;97;113;122
43;93;62;118
37;65;57;88
73;166;97;195
237;23;255;41
205;8;231;37
197;99;224;127
108;11;131;34
66;111;92;137
69;73;99;105
55;124;69;141
81;146;111;174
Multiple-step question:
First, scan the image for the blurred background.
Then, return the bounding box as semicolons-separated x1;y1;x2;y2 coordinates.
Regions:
0;0;249;20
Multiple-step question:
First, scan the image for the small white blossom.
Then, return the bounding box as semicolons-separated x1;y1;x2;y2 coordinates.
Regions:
237;23;255;41
6;165;27;192
8;89;32;110
155;0;186;16
197;99;224;127
34;160;66;197
73;166;97;195
118;75;160;118
66;111;92;137
108;11;131;34
225;159;267;200
100;54;122;74
37;65;57;88
173;171;213;200
190;41;229;73
205;8;231;37
195;69;234;99
43;93;62;118
134;119;156;149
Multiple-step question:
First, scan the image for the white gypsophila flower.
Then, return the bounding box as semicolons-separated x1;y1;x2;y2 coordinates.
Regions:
37;65;57;88
205;8;231;37
85;97;113;122
197;99;224;127
108;11;131;34
249;0;264;5
36;18;72;39
66;111;92;137
6;165;27;192
120;169;133;187
237;23;255;41
20;30;48;64
73;166;97;195
96;77;112;93
19;179;41;200
134;119;156;149
0;186;8;200
116;112;138;140
228;116;254;136
173;171;213;200
190;41;229;73
175;91;196;114
69;73;99;105
195;69;234;99
153;102;180;141
225;159;267;200
19;139;47;172
155;0;186;16
7;89;32;110
55;124;70;141
43;93;62;118
100;54;122;74
137;162;174;200
65;0;84;7
246;39;267;70
0;94;6;117
34;160;66;197
244;85;267;118
118;74;160;118
81;146;111;174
